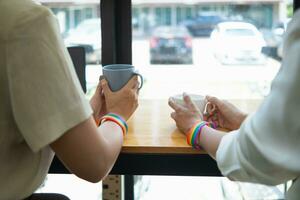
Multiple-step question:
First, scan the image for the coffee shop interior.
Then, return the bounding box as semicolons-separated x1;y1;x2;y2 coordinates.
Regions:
4;0;300;199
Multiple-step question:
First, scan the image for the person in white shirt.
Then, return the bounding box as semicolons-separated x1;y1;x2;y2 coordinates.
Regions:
0;0;139;199
169;10;300;200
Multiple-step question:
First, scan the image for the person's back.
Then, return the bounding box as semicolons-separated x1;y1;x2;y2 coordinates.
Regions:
0;1;60;199
0;1;139;199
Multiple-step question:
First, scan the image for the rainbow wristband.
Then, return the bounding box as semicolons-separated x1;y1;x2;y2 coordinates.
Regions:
186;121;209;149
100;113;128;137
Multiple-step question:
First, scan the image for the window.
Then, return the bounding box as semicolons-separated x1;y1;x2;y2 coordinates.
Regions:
43;0;102;97
132;0;292;199
132;0;291;101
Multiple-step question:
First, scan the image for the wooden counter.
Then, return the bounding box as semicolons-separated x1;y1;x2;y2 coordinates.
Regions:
122;99;262;154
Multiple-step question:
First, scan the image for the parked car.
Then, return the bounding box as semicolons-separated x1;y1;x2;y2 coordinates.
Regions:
150;26;193;64
182;13;224;37
64;18;101;64
211;22;266;65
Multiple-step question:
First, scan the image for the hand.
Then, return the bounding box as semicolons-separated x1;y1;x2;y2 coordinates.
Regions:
168;93;203;134
204;96;247;131
101;76;139;121
90;81;107;120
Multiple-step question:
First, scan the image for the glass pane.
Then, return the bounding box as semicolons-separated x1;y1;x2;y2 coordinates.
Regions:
132;0;292;199
44;1;102;98
133;1;292;101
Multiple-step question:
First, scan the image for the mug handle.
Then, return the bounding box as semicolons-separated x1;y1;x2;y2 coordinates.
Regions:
204;102;216;116
133;72;144;90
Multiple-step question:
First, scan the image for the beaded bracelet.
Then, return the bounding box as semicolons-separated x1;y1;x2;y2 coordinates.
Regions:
186;121;216;149
99;113;128;137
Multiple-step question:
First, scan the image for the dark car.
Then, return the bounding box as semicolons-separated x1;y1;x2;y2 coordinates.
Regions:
150;26;193;64
182;14;224;37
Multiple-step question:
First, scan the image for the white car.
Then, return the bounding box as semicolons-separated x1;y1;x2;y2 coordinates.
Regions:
64;18;101;64
211;22;266;65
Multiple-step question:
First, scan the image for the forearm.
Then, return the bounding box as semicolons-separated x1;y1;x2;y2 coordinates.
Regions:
199;126;227;159
97;121;124;175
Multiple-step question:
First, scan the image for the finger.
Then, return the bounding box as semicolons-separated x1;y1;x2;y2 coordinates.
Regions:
132;81;139;91
100;78;112;95
170;112;177;120
183;93;197;109
206;102;217;115
125;75;138;89
98;76;105;93
168;98;185;112
206;96;224;108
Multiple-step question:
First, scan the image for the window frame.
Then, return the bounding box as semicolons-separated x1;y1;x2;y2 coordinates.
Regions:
100;1;300;199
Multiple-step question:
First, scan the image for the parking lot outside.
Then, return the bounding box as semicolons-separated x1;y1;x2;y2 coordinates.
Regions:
85;37;281;101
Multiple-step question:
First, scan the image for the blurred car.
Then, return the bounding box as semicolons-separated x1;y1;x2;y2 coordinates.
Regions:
150;26;193;64
211;22;266;65
182;13;224;37
64;18;101;64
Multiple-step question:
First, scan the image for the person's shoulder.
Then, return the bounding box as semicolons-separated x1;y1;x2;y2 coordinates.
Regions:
0;0;55;40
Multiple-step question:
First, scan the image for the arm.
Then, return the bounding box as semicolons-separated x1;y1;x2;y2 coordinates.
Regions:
198;126;226;159
50;117;123;183
50;77;139;183
8;11;139;183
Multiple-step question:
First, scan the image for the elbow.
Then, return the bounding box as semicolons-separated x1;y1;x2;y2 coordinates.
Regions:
76;165;107;183
73;158;111;183
81;173;105;183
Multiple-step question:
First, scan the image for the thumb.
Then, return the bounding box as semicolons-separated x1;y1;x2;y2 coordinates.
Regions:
100;79;112;95
206;95;223;108
96;81;103;93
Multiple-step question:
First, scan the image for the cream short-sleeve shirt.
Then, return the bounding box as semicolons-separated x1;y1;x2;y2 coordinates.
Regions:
0;0;93;199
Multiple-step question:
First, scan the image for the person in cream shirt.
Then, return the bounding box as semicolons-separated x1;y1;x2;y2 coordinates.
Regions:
169;10;300;199
0;0;139;199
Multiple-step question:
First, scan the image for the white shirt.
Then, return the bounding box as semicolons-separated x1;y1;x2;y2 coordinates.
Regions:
216;11;300;199
0;0;92;199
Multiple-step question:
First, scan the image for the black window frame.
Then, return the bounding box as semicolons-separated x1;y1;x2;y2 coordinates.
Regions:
101;0;132;65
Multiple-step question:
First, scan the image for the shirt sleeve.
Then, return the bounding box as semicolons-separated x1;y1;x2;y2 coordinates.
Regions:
6;9;93;152
216;15;300;186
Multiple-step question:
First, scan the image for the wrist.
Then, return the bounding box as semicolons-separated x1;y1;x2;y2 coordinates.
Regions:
99;113;128;137
186;121;217;149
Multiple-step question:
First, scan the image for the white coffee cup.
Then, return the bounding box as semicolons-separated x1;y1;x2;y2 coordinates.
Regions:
171;93;215;114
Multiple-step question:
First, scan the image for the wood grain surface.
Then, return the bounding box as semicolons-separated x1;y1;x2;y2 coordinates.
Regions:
122;99;261;154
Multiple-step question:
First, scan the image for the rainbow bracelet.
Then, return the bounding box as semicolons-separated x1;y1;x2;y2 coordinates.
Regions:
186;120;217;149
100;113;128;137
